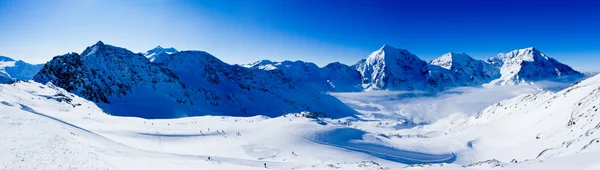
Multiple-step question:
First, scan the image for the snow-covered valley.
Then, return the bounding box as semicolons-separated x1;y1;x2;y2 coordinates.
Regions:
1;42;599;170
3;75;600;169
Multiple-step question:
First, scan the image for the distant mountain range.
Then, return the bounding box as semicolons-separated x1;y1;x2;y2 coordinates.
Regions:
249;45;584;91
0;56;43;83
0;41;585;118
33;41;357;119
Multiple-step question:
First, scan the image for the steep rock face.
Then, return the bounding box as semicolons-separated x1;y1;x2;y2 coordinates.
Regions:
429;52;499;87
0;56;43;83
33;41;193;118
153;51;358;118
356;45;432;91
487;47;584;85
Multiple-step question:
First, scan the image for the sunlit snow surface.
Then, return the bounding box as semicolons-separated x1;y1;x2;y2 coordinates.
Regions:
3;77;600;169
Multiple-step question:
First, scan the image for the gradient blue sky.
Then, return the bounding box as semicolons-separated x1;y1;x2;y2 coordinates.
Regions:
0;0;599;71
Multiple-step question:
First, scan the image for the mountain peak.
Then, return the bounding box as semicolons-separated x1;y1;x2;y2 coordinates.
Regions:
81;41;131;58
498;47;547;62
146;46;178;54
431;52;475;70
488;47;584;85
144;46;179;62
0;56;15;62
95;41;105;46
523;47;538;51
378;44;398;52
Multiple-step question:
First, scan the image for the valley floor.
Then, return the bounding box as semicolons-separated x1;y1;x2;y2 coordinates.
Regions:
2;81;600;170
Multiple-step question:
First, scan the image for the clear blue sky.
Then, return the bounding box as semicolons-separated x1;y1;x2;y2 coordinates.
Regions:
0;0;599;71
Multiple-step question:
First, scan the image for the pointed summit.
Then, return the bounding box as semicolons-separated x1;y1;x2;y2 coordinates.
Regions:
81;41;131;58
144;46;179;62
487;47;584;85
430;52;475;70
95;40;104;46
379;44;397;51
357;45;430;90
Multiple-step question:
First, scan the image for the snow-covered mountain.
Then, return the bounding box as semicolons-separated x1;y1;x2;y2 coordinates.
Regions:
429;52;500;87
485;47;584;85
152;50;357;118
144;45;178;62
244;60;362;92
0;55;43;83
356;45;432;91
33;41;194;118
33;41;356;118
247;45;581;93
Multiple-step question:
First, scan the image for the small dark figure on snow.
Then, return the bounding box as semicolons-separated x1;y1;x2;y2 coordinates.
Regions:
264;163;267;168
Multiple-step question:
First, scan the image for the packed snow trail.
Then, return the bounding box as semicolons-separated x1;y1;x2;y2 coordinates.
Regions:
307;128;456;164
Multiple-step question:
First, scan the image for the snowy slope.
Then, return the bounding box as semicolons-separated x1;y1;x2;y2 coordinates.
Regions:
381;74;600;168
486;47;584;86
0;56;43;83
245;60;362;92
4;78;600;169
0;81;458;170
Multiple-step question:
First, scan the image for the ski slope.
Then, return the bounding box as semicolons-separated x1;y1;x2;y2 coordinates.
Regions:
1;81;458;170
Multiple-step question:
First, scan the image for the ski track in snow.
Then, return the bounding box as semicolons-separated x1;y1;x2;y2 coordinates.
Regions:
13;102;306;170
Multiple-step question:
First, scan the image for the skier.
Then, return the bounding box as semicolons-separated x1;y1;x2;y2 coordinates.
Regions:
264;163;267;168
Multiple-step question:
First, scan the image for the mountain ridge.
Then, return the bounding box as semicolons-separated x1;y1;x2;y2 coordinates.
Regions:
33;41;357;118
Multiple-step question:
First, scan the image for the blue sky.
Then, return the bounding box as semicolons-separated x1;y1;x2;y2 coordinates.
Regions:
0;0;599;71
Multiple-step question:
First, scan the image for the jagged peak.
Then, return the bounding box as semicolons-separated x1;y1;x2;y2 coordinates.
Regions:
431;52;476;70
80;41;137;59
497;47;548;62
366;44;421;65
252;59;275;65
441;52;473;60
95;41;104;46
147;45;178;54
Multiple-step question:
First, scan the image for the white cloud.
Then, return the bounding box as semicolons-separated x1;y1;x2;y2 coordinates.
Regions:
331;85;544;124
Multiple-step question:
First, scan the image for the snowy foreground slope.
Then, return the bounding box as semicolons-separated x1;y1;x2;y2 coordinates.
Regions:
1;81;456;170
393;74;600;169
3;76;600;169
